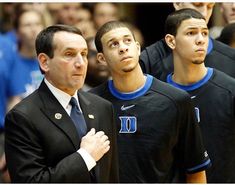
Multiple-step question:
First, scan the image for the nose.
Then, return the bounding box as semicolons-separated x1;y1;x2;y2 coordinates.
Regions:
74;54;86;67
196;33;206;45
119;42;128;54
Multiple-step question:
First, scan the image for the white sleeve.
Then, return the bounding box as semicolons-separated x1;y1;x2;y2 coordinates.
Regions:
77;148;96;171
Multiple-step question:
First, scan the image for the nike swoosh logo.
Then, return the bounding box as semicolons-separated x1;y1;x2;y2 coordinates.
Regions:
121;105;135;111
191;95;196;99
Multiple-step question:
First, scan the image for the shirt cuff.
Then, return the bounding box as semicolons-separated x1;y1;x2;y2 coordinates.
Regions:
77;148;96;171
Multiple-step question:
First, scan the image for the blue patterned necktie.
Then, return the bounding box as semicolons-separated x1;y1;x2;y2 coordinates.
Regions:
70;97;87;138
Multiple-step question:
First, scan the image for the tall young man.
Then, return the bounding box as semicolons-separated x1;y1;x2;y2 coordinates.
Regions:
164;8;235;182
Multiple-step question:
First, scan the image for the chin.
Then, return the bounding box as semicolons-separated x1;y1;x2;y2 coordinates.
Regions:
192;60;204;65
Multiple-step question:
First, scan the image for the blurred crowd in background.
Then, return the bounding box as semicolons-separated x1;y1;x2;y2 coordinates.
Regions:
0;2;235;182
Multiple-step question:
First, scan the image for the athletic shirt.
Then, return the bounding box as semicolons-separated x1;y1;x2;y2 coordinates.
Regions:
11;53;43;98
167;68;235;182
91;74;210;182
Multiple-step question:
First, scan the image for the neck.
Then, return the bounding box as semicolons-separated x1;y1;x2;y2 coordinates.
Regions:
112;65;146;93
173;57;207;85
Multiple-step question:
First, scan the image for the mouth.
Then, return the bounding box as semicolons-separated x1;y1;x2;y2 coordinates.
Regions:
72;74;83;77
121;56;132;62
195;49;206;53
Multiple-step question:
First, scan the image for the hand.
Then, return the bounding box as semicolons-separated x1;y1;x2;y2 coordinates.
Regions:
80;128;110;162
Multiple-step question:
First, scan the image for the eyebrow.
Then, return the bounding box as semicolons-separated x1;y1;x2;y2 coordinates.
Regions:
63;47;88;53
106;34;132;45
186;26;208;30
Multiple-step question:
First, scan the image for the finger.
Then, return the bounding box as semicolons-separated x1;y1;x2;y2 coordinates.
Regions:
103;145;110;154
101;135;108;142
86;128;95;136
95;131;105;137
103;140;110;147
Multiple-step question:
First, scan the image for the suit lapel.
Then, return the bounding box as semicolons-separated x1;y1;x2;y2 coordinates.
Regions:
38;81;80;150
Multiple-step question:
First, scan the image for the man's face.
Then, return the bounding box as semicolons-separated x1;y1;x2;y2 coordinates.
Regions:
57;3;81;25
98;27;140;76
174;3;215;24
93;3;119;29
220;3;235;24
18;11;44;48
173;18;209;65
87;48;110;84
45;31;88;95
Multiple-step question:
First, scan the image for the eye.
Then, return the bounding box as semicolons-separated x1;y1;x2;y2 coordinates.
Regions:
192;3;203;7
110;41;119;48
65;52;74;57
124;38;132;44
202;31;208;37
81;52;88;57
186;31;194;36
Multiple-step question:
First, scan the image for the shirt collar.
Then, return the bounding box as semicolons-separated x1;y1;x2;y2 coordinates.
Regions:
44;78;79;111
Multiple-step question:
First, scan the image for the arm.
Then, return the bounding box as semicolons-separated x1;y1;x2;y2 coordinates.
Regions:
186;170;206;183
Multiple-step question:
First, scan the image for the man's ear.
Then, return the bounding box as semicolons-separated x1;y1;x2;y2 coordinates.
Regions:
173;2;183;10
165;34;176;50
38;53;50;73
97;53;107;65
136;41;141;56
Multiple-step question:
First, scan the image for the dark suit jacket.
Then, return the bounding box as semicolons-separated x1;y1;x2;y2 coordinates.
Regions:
5;80;119;183
140;38;235;81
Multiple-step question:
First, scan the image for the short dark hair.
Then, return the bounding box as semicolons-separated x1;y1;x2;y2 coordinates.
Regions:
217;23;235;46
165;8;205;36
95;21;135;53
35;24;83;58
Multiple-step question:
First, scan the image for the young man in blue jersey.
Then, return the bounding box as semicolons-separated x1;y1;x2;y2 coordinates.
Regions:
90;20;211;183
164;8;235;183
140;3;235;80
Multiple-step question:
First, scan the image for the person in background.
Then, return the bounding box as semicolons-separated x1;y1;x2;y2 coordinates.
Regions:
92;3;120;30
5;24;118;182
83;37;110;91
56;3;81;26
10;9;45;99
91;21;210;183
217;22;235;48
140;2;235;80
75;6;96;39
0;33;22;183
210;2;235;39
164;8;235;182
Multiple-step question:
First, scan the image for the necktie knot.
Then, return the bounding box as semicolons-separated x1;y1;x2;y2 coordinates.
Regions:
70;97;78;108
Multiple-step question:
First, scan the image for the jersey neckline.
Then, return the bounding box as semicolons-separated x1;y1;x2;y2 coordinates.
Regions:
108;74;153;100
167;68;213;91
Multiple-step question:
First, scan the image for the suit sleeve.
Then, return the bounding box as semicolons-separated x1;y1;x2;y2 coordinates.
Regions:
5;109;90;183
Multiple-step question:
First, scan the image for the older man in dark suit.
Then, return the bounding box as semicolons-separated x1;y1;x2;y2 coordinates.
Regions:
4;25;118;183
